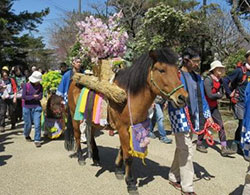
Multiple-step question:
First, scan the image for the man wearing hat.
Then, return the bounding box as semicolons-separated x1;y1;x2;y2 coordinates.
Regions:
2;66;9;72
197;60;236;156
22;71;43;147
223;50;250;152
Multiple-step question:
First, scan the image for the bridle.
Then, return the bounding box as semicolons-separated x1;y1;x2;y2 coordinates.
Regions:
150;70;183;99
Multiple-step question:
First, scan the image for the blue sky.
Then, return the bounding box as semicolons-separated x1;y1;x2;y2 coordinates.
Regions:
12;0;230;47
12;0;106;45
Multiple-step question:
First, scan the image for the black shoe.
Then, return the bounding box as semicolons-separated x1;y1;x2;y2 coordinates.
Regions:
196;144;208;153
25;136;32;142
221;146;236;157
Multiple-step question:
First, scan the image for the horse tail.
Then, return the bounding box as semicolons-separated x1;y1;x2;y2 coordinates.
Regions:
64;107;75;151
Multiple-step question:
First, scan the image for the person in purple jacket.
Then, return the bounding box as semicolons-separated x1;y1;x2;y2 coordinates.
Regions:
22;71;43;147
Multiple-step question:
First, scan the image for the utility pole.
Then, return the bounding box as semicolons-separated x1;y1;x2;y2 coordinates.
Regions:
78;0;81;14
201;0;207;73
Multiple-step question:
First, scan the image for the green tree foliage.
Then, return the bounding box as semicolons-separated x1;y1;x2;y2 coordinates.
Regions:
146;0;199;12
66;41;92;70
224;49;247;74
133;3;198;54
108;0;199;38
0;0;49;69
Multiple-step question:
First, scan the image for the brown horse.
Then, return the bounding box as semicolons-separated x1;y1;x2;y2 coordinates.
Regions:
67;48;188;194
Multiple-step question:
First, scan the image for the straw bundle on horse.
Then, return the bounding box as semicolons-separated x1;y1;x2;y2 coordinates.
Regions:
72;72;126;104
92;59;116;81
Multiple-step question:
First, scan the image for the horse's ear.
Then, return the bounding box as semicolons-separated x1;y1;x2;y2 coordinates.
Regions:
149;50;157;63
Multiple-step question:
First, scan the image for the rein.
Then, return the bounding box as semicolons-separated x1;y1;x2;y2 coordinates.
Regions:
184;107;220;146
150;71;184;99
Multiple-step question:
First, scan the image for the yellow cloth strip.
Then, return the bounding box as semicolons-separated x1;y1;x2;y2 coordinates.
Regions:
79;88;90;113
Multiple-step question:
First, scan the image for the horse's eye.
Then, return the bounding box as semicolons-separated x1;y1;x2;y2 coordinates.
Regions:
158;69;165;73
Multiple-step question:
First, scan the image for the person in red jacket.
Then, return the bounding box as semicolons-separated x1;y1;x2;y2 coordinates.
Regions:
196;60;236;156
0;68;17;132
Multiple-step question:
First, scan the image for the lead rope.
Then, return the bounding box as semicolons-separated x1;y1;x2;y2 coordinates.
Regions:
127;90;133;127
184;107;220;146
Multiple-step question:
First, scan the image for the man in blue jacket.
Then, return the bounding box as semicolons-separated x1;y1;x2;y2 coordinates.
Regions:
223;50;250;150
56;57;84;150
168;48;213;195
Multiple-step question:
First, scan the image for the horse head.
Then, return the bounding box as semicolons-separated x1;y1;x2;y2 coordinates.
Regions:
147;49;188;109
46;94;65;119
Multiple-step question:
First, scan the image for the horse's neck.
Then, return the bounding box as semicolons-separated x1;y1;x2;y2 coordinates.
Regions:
128;86;156;124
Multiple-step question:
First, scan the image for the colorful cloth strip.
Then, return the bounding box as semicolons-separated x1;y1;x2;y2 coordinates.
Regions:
74;87;108;125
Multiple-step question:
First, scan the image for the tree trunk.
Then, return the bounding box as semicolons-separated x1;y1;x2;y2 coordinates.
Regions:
231;0;250;43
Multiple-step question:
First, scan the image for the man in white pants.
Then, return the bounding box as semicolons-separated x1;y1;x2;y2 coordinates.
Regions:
168;48;213;195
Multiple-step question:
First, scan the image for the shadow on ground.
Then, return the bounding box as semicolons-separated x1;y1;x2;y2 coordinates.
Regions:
92;146;170;188
89;145;215;189
0;130;22;166
194;162;215;181
229;184;244;195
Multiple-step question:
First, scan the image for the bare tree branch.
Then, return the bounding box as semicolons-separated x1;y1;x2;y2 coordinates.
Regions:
230;0;250;43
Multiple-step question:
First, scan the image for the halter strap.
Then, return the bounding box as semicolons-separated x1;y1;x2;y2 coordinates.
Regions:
150;71;184;99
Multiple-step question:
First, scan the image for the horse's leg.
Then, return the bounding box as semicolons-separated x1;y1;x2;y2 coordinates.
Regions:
115;146;124;180
64;108;75;151
72;119;86;166
119;127;138;194
91;126;100;166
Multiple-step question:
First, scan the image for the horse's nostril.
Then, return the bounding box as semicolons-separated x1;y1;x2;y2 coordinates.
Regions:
178;95;185;102
177;95;187;105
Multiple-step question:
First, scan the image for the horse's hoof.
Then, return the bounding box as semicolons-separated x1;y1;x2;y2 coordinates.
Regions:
128;187;139;195
129;191;139;195
127;183;138;195
64;140;75;151
115;168;124;180
78;159;86;166
115;172;124;180
92;160;101;166
69;152;77;158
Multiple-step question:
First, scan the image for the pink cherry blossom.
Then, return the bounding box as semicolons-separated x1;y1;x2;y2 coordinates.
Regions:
76;11;128;64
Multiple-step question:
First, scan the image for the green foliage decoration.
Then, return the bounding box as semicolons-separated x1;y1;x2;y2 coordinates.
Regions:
41;71;62;94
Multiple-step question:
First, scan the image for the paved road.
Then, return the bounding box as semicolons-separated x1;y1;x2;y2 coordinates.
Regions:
0;122;248;195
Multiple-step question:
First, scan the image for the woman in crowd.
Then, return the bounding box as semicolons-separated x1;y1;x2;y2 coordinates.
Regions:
22;71;43;147
13;66;26;121
197;60;236;156
0;67;17;132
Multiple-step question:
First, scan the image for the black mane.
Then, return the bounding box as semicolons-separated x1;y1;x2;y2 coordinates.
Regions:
115;48;178;94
